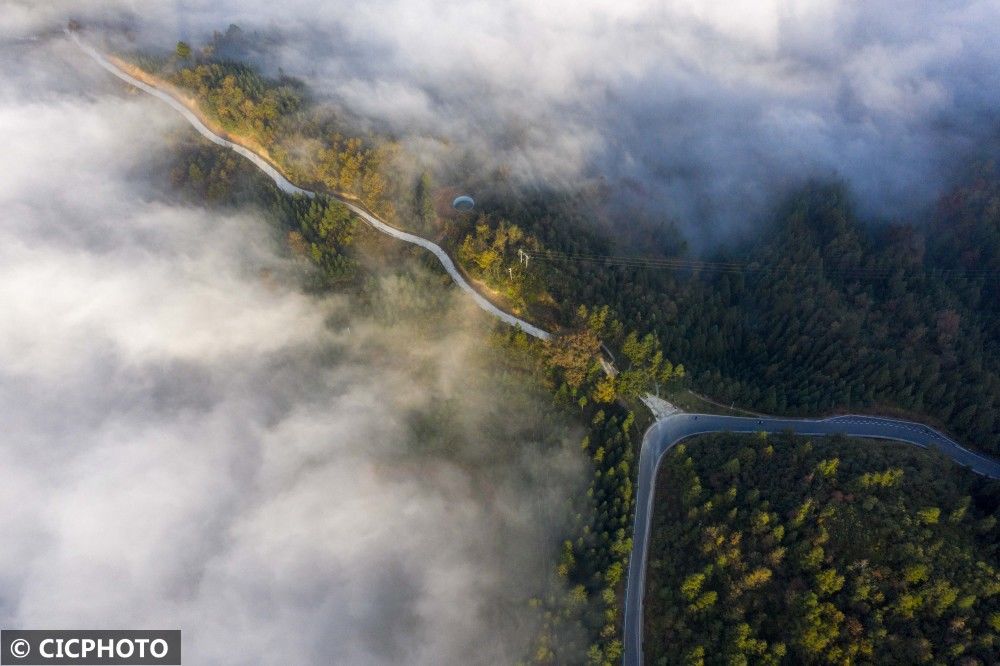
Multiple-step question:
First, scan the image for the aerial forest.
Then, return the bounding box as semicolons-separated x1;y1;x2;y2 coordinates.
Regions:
646;433;1000;665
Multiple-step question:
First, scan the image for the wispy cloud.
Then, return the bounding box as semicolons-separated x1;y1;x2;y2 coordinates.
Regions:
12;0;996;240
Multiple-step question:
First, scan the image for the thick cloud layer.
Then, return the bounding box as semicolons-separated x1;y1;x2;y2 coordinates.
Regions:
0;37;580;664
6;0;999;242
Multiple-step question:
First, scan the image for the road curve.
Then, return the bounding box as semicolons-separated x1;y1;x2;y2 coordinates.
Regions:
67;30;551;342
623;413;1000;666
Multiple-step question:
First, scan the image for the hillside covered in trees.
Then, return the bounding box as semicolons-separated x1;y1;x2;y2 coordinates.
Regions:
163;125;658;664
646;433;1000;665
127;25;399;220
658;182;1000;456
478;179;1000;457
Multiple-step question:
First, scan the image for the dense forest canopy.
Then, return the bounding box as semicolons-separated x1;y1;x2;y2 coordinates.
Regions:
485;179;1000;456
127;28;399;221
661;181;1000;455
646;433;1000;665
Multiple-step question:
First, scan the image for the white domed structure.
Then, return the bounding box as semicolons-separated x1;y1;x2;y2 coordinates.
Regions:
452;195;475;212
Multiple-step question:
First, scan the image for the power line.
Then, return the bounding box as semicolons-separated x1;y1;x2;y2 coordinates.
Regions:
524;249;1000;282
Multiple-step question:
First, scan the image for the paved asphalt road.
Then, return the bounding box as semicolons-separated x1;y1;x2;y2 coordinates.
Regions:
623;413;1000;666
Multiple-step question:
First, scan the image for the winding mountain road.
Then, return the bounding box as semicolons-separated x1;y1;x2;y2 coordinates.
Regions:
68;30;551;342
623;413;1000;666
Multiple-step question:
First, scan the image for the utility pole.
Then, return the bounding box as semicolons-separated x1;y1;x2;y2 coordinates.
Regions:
518;249;530;268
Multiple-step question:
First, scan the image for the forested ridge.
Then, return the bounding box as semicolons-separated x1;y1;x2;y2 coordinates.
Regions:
472;181;1000;457
647;433;1000;665
658;183;1000;456
166;130;653;664
129;26;398;220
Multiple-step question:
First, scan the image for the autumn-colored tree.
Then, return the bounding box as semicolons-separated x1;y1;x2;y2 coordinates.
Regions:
545;329;600;390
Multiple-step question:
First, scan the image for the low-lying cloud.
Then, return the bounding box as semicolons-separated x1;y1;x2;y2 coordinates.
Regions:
6;0;999;242
0;38;581;664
